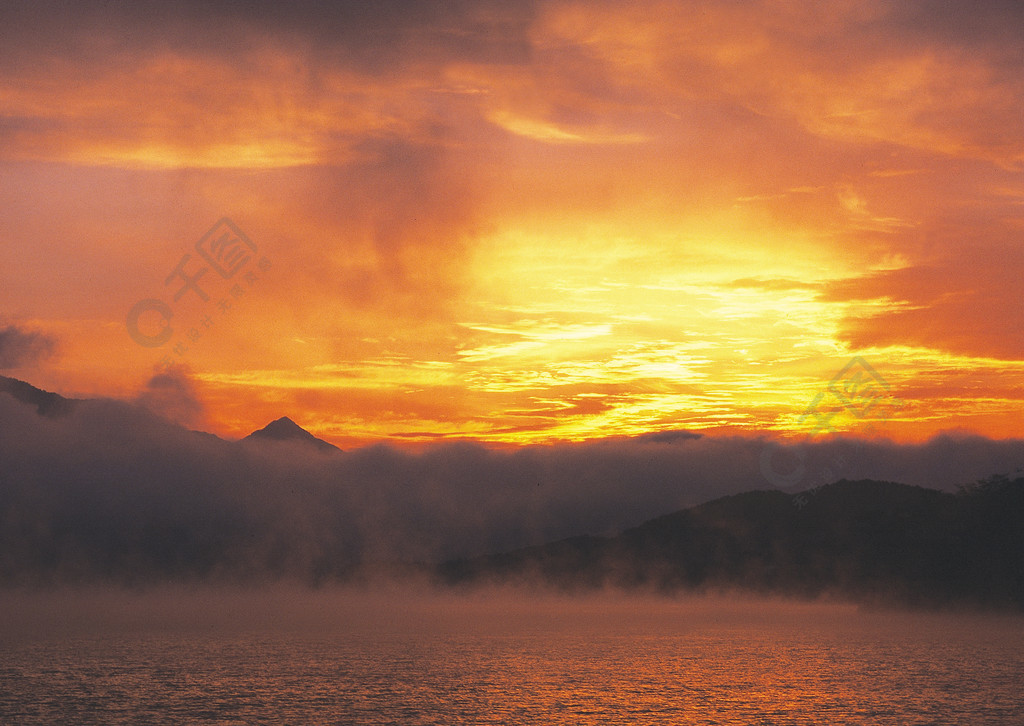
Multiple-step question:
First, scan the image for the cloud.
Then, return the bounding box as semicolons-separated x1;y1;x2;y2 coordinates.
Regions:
134;366;206;428
1;389;1023;585
0;0;1022;446
522;0;1024;167
823;239;1024;359
0;324;56;370
0;1;538;70
0;0;537;168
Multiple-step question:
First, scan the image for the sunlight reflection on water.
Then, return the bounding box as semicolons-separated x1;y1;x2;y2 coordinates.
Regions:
0;589;1021;725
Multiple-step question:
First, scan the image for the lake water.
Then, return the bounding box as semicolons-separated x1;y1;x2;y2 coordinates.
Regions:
1;588;1021;724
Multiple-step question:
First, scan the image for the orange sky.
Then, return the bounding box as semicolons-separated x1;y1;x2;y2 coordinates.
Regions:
2;0;1023;447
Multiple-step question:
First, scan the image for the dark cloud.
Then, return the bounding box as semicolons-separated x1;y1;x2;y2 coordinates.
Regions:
636;430;704;444
134;366;206;429
1;388;1022;586
888;0;1024;55
0;324;56;370
0;1;537;73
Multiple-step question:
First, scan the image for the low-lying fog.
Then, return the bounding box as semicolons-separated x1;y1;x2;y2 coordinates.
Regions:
2;585;1020;642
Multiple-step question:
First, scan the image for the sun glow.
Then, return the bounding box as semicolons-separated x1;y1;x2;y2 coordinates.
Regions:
2;0;1023;447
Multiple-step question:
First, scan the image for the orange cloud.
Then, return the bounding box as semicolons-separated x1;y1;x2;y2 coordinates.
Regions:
1;0;1023;446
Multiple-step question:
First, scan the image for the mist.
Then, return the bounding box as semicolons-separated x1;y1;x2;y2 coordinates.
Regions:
4;581;1021;649
2;384;1024;587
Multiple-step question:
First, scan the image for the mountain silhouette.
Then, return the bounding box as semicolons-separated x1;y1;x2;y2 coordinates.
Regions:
244;416;341;453
0;375;78;417
438;477;1024;610
3;375;1023;608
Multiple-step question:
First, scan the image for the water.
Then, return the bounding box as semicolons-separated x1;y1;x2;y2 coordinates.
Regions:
1;588;1021;724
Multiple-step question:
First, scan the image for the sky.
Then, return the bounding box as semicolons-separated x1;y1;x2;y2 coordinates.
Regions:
2;0;1024;448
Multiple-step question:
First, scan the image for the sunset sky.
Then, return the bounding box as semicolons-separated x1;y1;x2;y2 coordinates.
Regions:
2;0;1023;448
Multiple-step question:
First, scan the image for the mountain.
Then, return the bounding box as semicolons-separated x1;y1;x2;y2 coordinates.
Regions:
437;478;1024;610
0;375;78;417
3;376;1022;607
243;416;342;453
0;376;340;453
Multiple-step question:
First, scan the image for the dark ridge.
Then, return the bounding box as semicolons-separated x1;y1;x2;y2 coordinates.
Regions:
0;375;77;417
243;416;342;453
437;477;1024;610
637;429;703;444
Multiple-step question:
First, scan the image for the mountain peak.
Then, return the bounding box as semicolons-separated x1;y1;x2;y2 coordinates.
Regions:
264;416;302;432
244;416;341;452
